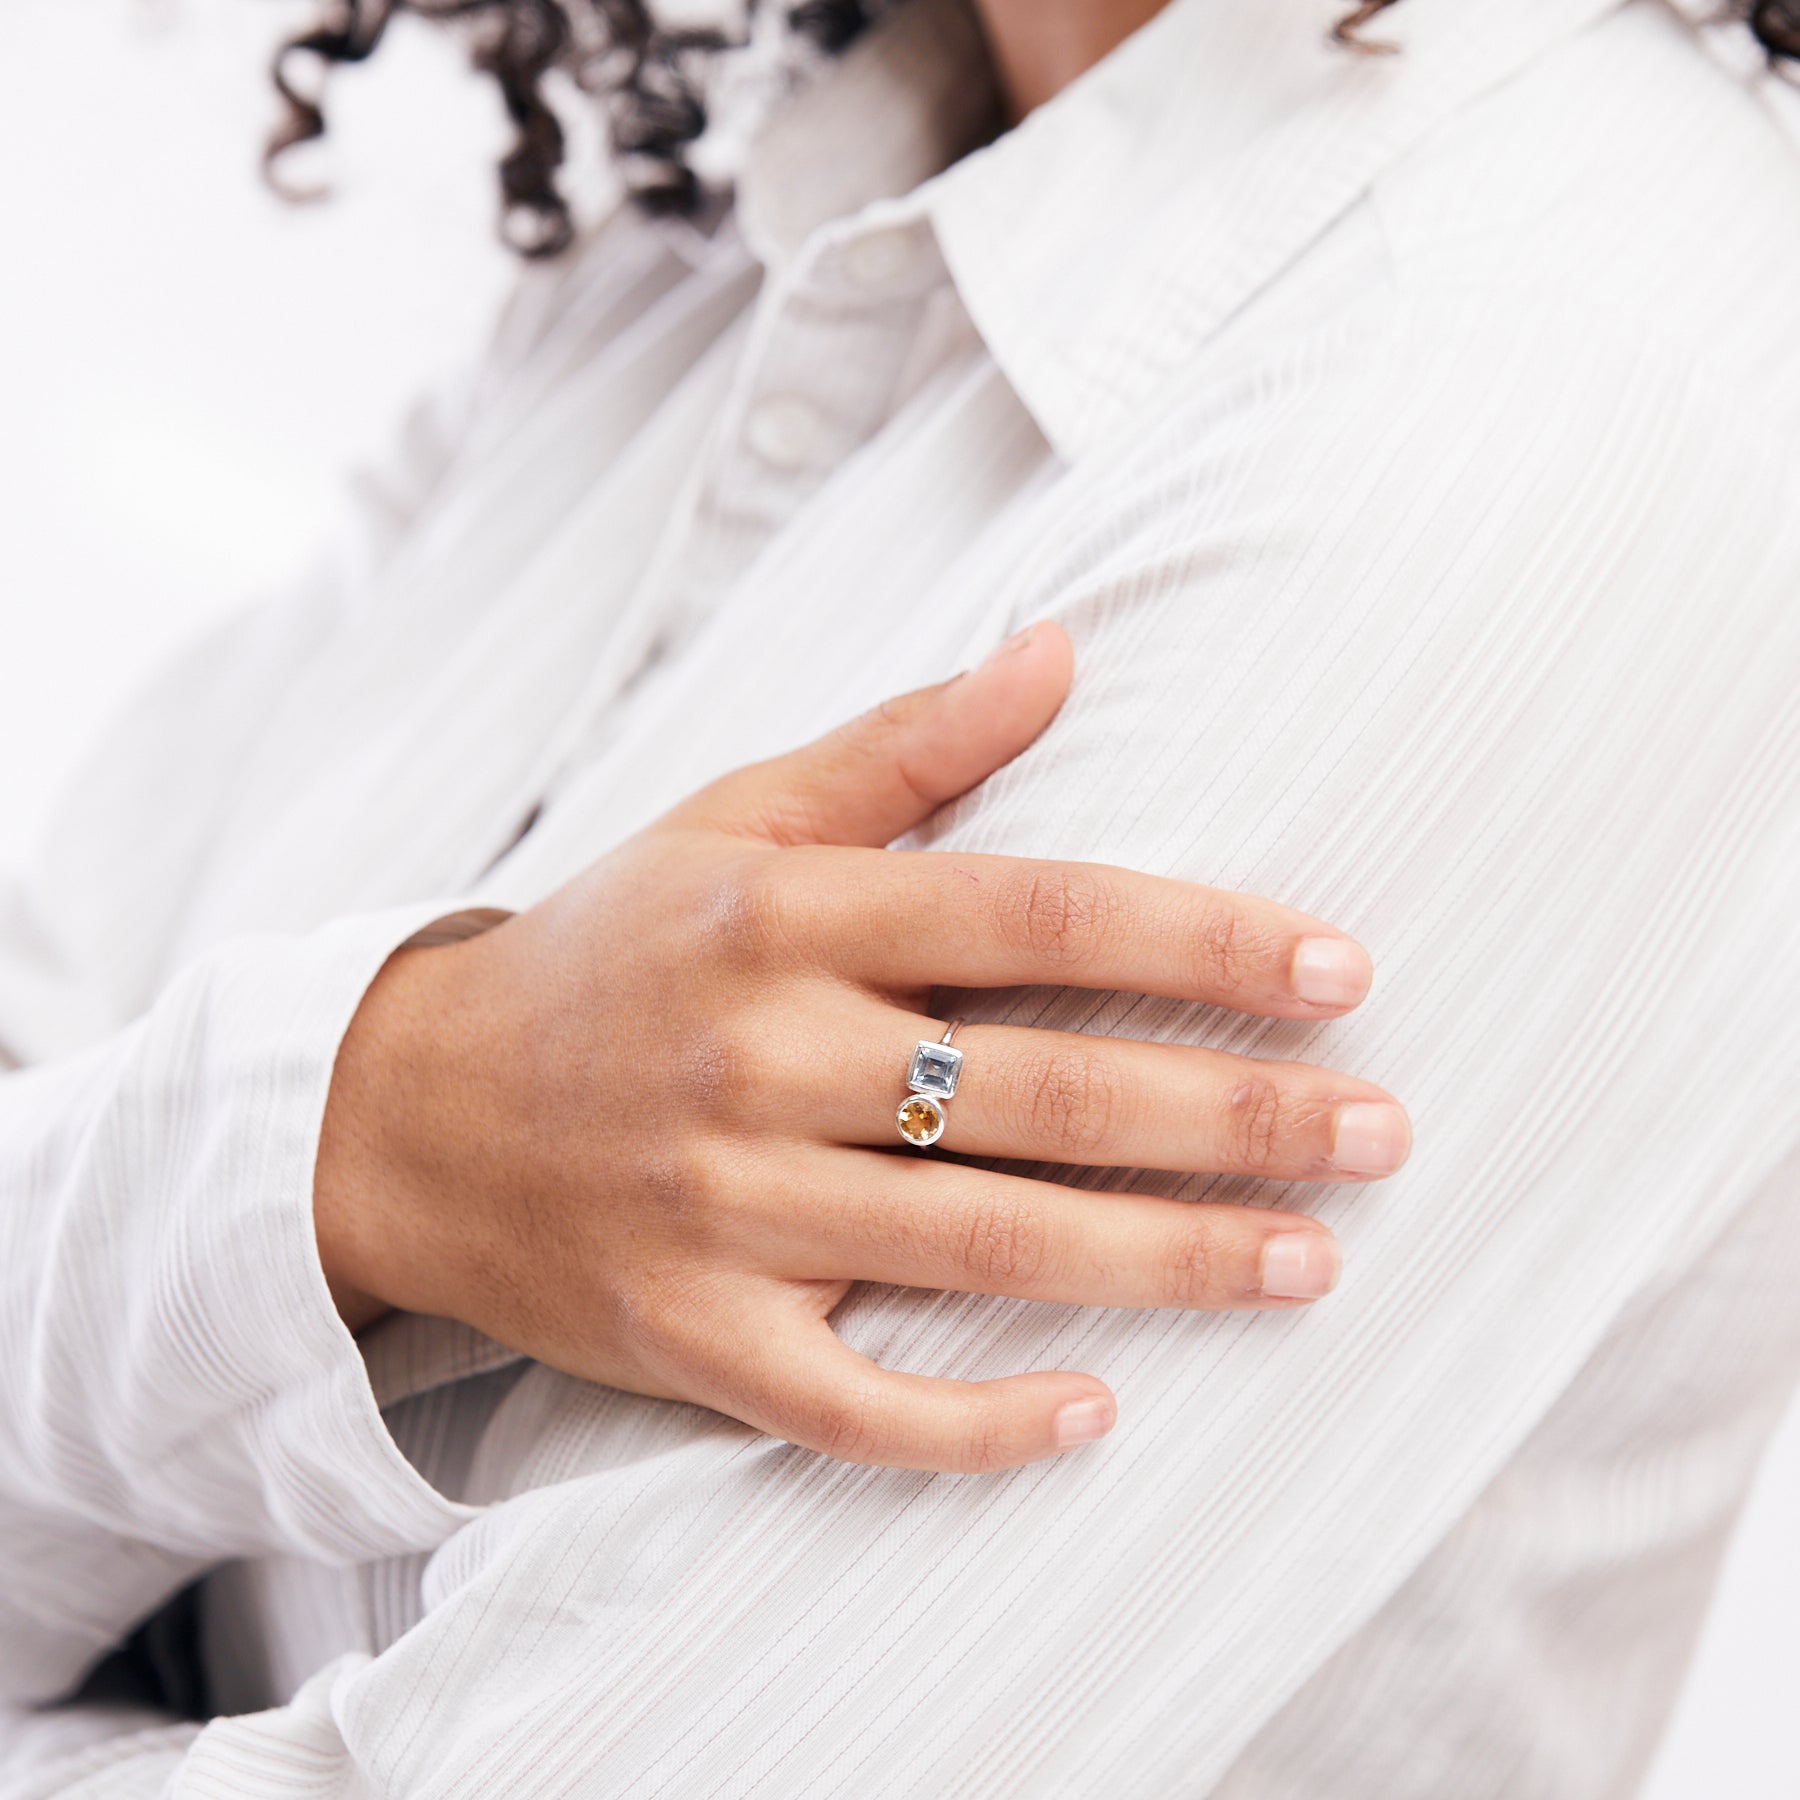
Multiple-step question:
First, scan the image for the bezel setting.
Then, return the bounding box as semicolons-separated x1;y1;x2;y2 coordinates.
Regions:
906;1039;964;1099
896;1093;947;1147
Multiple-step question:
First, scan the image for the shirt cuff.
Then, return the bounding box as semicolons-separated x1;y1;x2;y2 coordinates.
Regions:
0;902;519;1702
175;902;511;1562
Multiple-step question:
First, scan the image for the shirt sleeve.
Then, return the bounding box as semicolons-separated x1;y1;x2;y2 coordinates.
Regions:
0;902;488;1708
0;359;514;1713
10;287;1800;1794
1;1706;196;1800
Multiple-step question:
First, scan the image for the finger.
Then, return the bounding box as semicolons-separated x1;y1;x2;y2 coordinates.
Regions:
726;1312;1118;1472
816;1012;1410;1180
668;621;1074;848
790;849;1374;1017
765;1151;1344;1312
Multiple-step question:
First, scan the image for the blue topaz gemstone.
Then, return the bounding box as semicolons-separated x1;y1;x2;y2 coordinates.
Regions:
907;1039;964;1098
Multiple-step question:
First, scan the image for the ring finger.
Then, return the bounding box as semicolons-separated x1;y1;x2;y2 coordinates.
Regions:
816;1004;1411;1182
770;1147;1343;1308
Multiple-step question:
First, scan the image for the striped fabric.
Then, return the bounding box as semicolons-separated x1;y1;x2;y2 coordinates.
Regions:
4;0;1799;1793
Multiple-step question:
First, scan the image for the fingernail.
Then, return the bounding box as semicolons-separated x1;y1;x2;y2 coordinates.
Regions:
1331;1101;1412;1175
1291;936;1373;1007
980;622;1038;666
1260;1232;1341;1300
1053;1396;1116;1449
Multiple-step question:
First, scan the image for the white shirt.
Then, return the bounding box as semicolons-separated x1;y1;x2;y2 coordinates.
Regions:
4;0;1800;1793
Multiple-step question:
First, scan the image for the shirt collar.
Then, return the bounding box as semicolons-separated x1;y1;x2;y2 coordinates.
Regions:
739;0;1626;462
735;0;1000;267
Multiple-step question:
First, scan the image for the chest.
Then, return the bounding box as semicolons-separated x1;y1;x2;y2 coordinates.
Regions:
163;227;1058;969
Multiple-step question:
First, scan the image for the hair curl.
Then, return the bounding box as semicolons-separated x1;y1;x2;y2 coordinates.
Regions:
270;0;1800;258
270;0;878;256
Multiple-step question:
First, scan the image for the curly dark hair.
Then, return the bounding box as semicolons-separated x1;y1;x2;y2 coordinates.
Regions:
271;0;1800;259
269;0;879;256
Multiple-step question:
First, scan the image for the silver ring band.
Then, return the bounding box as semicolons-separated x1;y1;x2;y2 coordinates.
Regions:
896;1018;965;1147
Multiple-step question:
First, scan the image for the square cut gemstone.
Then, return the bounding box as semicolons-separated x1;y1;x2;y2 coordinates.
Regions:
908;1040;963;1098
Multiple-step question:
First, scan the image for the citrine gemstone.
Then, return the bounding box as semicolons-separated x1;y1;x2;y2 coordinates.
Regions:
897;1096;944;1145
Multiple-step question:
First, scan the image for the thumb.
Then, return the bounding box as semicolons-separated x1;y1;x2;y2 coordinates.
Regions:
673;621;1074;848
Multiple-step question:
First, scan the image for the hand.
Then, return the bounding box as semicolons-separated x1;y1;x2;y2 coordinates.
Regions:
315;623;1409;1472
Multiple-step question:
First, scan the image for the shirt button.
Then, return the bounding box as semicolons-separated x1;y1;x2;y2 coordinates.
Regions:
839;227;921;290
745;396;830;471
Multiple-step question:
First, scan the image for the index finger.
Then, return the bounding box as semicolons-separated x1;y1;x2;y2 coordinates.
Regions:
802;849;1374;1018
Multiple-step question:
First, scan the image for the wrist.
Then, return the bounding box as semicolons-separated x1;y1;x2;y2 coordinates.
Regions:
314;940;458;1333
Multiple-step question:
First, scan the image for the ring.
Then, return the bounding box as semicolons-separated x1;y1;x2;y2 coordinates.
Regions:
896;1019;964;1148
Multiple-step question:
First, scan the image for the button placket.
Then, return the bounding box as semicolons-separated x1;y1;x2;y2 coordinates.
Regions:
837;222;930;292
707;239;944;540
641;211;950;647
744;394;833;471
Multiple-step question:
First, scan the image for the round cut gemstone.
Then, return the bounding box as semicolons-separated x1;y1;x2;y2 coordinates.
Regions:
897;1095;945;1146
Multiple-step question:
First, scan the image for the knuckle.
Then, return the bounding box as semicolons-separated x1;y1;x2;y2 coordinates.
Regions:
962;1195;1051;1290
1024;1049;1122;1161
1225;1076;1287;1174
958;1410;1015;1473
607;1260;713;1368
1191;905;1278;994
639;1145;702;1222
1165;1221;1225;1308
809;1388;886;1465
613;1278;687;1366
636;1144;738;1247
685;1018;789;1128
1000;866;1118;969
873;692;919;735
700;859;806;970
686;1150;763;1242
670;1022;741;1115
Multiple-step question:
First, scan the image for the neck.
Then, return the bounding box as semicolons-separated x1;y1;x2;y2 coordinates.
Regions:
972;0;1172;119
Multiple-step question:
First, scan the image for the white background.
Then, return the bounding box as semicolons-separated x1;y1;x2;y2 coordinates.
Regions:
0;4;1793;1790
